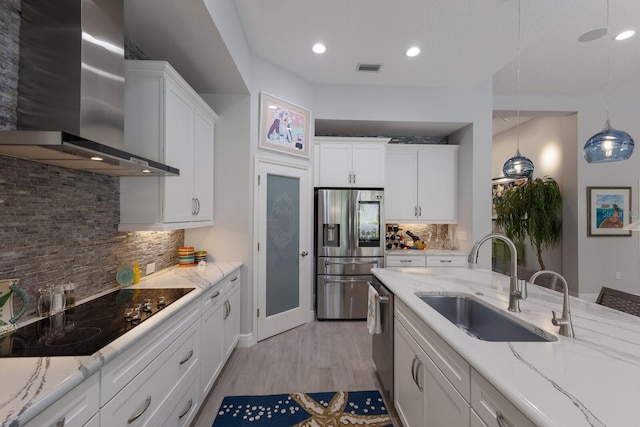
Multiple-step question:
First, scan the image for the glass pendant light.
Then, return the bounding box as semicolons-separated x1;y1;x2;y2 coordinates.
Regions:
584;0;634;163
503;0;534;179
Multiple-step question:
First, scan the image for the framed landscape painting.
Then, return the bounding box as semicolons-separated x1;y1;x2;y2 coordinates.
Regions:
587;186;632;236
259;92;311;158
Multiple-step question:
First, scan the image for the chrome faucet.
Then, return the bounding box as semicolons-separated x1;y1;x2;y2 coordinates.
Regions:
468;233;527;312
529;270;575;338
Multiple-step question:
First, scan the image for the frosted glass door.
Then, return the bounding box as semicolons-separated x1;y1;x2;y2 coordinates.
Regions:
256;161;310;341
266;174;300;316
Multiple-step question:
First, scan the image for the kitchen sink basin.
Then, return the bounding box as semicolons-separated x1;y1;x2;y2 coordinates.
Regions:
416;293;557;342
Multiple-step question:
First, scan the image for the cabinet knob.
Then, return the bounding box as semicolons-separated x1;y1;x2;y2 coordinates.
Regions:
301;251;309;257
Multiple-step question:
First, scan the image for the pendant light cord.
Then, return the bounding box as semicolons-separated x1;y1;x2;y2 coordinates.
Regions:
605;0;611;125
516;0;521;152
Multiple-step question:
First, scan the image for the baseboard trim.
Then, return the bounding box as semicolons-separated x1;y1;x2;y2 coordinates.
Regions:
237;332;255;348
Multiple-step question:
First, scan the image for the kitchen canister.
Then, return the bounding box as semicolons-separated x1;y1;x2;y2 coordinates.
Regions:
194;250;207;264
179;246;195;267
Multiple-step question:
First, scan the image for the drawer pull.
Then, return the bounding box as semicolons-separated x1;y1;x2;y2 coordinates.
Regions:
400;260;413;263
210;290;220;300
496;412;514;427
223;300;231;320
128;396;152;424
440;260;452;263
178;398;193;419
231;275;238;282
180;349;194;365
55;416;65;427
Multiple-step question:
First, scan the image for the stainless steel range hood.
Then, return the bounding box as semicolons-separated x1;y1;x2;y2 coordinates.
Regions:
0;0;179;177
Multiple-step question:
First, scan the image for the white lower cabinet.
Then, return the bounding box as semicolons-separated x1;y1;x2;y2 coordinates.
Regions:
223;281;241;360
159;368;201;427
21;266;242;427
470;368;535;427
101;320;199;426
394;298;536;427
200;286;225;400
201;270;242;401
22;372;99;427
394;314;469;427
426;253;467;267
386;254;426;268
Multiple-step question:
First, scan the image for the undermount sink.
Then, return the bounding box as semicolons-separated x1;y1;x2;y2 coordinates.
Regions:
417;293;557;342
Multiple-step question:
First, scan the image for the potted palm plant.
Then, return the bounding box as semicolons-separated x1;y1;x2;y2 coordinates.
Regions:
495;176;562;270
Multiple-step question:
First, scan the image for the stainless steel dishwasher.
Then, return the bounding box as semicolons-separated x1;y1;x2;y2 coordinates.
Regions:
370;276;394;402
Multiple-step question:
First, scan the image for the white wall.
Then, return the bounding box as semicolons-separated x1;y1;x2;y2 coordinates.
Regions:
492;115;577;277
496;77;640;300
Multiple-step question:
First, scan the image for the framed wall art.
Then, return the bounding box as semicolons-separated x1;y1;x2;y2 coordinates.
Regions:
587;186;632;236
259;92;311;158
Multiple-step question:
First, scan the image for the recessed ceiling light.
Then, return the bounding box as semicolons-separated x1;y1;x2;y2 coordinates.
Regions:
406;46;421;57
312;43;326;54
614;30;635;41
578;27;607;42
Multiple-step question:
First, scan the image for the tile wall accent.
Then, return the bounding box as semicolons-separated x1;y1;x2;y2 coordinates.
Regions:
386;223;456;249
0;1;185;322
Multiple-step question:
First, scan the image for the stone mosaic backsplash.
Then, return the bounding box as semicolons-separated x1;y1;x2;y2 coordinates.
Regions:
385;223;456;250
0;1;184;322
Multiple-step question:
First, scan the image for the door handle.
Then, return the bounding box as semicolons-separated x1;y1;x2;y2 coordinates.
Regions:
324;260;379;266
301;251;308;257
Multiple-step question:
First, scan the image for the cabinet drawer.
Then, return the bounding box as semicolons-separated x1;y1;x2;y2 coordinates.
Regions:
101;299;201;405
426;254;467;267
396;300;470;401
23;373;99;427
471;368;535;427
101;321;200;426
386;255;426;268
159;368;200;427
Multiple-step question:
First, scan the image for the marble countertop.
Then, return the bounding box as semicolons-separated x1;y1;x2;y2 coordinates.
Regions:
0;261;242;427
386;249;465;256
372;267;640;427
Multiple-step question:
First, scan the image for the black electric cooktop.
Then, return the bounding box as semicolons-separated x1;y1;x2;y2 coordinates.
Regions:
0;287;194;358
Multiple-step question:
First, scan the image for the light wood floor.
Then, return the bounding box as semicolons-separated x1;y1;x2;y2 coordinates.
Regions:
191;320;400;427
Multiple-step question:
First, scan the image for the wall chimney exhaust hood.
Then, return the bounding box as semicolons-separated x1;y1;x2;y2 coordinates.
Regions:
0;0;179;177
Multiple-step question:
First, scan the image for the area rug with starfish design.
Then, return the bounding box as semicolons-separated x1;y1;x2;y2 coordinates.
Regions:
212;390;392;426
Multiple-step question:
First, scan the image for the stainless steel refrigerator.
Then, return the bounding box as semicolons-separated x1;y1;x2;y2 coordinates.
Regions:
315;188;385;319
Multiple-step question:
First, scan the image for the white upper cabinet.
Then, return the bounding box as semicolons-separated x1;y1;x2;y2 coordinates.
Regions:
315;137;387;188
119;60;218;231
385;145;458;223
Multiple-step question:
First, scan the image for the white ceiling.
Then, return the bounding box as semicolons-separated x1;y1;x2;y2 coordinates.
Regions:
125;0;640;134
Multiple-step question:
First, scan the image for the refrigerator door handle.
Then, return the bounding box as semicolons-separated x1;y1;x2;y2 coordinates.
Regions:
324;260;380;266
323;278;366;284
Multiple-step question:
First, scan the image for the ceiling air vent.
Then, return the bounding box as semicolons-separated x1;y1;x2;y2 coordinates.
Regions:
356;63;382;72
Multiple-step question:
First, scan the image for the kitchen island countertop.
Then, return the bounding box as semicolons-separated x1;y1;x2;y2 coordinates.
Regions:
372;266;640;427
0;261;241;427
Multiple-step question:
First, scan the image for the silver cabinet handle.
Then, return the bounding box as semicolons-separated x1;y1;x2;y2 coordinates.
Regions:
400;260;413;263
195;198;200;215
180;349;194;365
231;275;238;282
192;198;197;215
55;416;65;427
353;172;356;184
419;205;422;216
496;412;514;427
440;260;453;263
415;359;423;391
414;206;418;217
178;399;193;419
223;300;231;320
301;251;309;257
210;290;220;300
128;396;152;424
